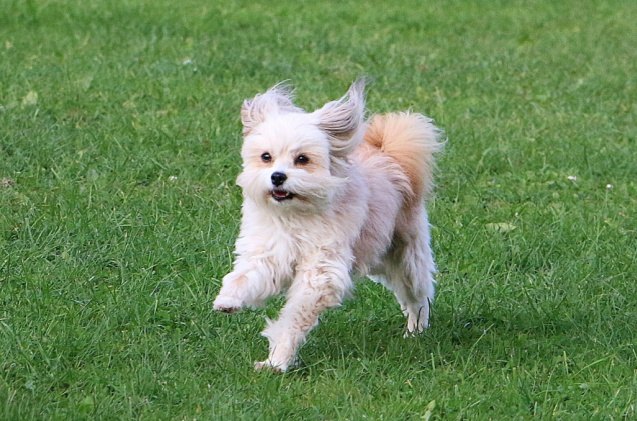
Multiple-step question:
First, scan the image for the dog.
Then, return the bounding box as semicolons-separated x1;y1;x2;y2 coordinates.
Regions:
213;80;443;371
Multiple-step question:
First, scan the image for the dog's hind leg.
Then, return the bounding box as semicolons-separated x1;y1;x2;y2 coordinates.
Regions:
384;209;436;335
255;251;350;372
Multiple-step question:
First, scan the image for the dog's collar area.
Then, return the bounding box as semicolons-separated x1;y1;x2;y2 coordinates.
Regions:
271;189;294;201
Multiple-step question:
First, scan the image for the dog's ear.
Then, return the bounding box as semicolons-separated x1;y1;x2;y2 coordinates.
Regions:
314;79;366;157
241;83;298;136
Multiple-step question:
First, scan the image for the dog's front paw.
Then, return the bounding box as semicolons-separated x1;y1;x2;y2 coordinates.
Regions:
213;295;243;313
254;359;289;373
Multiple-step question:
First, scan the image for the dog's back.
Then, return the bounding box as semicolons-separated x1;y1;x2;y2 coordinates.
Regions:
350;112;442;275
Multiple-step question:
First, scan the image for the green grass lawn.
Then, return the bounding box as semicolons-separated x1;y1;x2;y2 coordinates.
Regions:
2;0;636;419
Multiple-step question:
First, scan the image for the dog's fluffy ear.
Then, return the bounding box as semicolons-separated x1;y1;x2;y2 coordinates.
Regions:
241;83;299;135
314;79;366;157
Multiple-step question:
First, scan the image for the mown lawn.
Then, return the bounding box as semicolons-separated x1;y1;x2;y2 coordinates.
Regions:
1;0;636;419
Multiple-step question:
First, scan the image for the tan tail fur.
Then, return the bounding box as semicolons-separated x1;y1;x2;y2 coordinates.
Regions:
364;112;443;201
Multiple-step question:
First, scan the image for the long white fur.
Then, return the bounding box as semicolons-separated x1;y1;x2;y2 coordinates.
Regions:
213;80;443;371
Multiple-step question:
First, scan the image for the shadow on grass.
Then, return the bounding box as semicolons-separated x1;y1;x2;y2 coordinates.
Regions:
286;289;600;373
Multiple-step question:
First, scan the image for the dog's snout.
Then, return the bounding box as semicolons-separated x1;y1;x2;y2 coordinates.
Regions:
271;171;287;186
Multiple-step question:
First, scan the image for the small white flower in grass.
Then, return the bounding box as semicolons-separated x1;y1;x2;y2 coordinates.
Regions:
168;175;178;182
21;91;38;107
567;175;577;182
182;58;193;65
606;184;613;190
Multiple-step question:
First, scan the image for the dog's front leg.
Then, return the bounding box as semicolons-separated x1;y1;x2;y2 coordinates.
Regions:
213;259;280;313
255;254;350;372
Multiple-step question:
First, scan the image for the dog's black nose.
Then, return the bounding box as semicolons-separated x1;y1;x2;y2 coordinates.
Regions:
271;171;287;186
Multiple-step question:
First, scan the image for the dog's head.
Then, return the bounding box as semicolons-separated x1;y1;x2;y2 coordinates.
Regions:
236;80;366;213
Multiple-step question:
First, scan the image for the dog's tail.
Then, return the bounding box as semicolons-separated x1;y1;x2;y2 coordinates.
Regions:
364;112;443;201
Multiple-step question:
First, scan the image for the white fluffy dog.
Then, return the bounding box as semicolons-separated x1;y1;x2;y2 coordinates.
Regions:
213;80;443;371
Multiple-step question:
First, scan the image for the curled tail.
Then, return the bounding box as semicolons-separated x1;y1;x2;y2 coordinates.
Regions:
364;112;443;201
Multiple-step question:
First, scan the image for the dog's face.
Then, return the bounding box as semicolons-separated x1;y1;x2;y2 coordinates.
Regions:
237;113;336;211
236;81;366;213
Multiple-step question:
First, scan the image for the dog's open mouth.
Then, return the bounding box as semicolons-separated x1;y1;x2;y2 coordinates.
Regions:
271;188;294;202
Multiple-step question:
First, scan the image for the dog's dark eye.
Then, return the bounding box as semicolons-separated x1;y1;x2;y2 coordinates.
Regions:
261;152;272;162
295;154;309;165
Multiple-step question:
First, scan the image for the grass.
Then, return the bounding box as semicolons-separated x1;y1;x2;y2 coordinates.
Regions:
1;0;636;419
